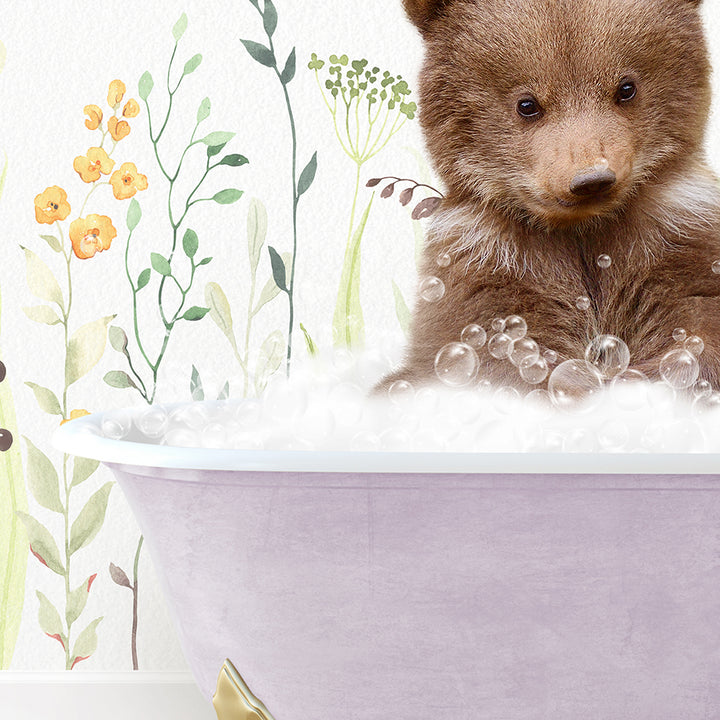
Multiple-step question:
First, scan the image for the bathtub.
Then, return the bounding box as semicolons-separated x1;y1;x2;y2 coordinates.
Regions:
54;403;720;720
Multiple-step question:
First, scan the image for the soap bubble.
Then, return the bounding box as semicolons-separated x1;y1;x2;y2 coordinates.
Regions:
492;386;522;414
597;254;612;269
436;251;452;267
510;337;539;367
488;333;513;359
235;399;262;430
135;406;169;438
564;428;596;452
332;348;357;375
231;431;264;450
659;348;700;389
419;276;446;302
201;422;227;448
525;388;554;417
684;335;704;357
454;391;485;423
713;260;720;274
101;412;132;440
576;296;591;311
171;403;209;430
584;334;630;379
648;381;677;411
598;420;629;451
163;428;201;448
461;324;487;350
351;430;381;452
548;359;604;411
519;355;549;385
434;342;479;387
543;349;558;366
672;327;687;343
388;379;415;404
414;386;440;414
504;315;527;341
380;427;413;451
611;369;650;410
693;392;720;416
491;317;505;332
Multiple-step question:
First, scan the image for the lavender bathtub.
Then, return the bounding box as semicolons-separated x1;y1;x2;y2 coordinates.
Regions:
54;402;720;719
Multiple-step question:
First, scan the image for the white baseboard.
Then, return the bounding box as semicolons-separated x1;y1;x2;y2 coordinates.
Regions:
0;673;217;720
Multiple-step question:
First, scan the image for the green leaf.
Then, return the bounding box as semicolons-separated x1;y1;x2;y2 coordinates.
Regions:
127;199;141;232
16;512;64;575
253;252;290;316
138;71;153;101
239;38;275;67
23;437;63;513
36;591;64;642
39;235;62;253
263;0;278;36
280;48;296;84
212;189;243;205
197;97;211;123
332;194;373;349
392;280;411;339
150;252;171;276
103;370;137;390
300;323;318;358
68;483;113;556
24;382;62;416
183;53;202;76
182;306;210;322
22;305;61;326
108;325;129;355
268;245;288;293
190;365;204;402
20;246;64;309
66;575;96;628
172;12;188;41
218;154;249;167
183;229;198;258
255;330;284;395
197;256;212;266
247;198;268;276
70;617;103;667
201;131;235;147
217;381;230;401
71;457;100;488
65;315;114;387
137;268;151;290
207;143;227;158
205;282;236;352
297;151;318;198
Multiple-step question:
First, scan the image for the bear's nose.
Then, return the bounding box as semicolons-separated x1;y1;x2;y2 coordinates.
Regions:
569;168;617;197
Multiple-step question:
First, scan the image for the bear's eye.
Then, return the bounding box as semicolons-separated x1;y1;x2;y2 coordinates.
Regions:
616;80;637;103
516;96;542;119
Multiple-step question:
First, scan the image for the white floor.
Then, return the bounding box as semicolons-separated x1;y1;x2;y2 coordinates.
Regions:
0;673;217;720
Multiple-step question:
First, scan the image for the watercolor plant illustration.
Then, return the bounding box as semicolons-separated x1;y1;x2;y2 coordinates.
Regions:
241;0;318;376
308;53;417;349
15;76;150;668
104;13;247;406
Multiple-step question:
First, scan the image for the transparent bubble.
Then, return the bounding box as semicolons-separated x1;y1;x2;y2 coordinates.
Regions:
231;431;264;450
641;423;665;451
504;315;527;341
525;388;554;417
101;412;132;440
672;327;687;343
519;355;549;385
163;428;201;448
235;399;262;430
388;379;415;404
564;428;596;453
453;391;485;423
488;333;513;360
684;335;704;357
648;381;677;411
584;334;630;379
548;360;604;411
491;317;505;333
659;348;700;389
576;296;591;311
135;406;169;438
693;392;720;416
380;428;413;451
666;419;705;452
543;349;558;366
713;260;720;274
693;380;713;399
264;379;308;420
461;324;487;350
436;251;452;267
419;276;446;302
598;421;629;451
611;369;650;410
414;386;440;414
597;254;612;269
332;348;357;375
357;349;390;386
201;422;227;448
434;342;479;387
492;386;522;414
298;406;336;445
510;337;539;367
171;403;209;430
351;430;381;452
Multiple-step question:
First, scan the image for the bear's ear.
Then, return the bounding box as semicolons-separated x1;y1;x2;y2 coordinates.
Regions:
403;0;449;32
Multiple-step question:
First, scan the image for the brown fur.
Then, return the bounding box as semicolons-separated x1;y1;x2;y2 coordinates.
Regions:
381;0;720;391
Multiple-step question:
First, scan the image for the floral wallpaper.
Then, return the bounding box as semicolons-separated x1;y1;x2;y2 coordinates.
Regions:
2;0;720;675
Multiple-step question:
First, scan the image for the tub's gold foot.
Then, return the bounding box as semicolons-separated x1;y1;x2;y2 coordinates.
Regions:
213;659;275;720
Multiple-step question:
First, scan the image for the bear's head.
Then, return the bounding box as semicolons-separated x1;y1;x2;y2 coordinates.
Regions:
404;0;711;229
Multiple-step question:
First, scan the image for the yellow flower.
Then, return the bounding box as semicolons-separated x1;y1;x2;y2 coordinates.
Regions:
73;147;115;183
34;186;71;224
83;104;103;131
122;99;140;118
110;162;148;200
69;214;117;259
107;79;126;108
107;116;131;142
60;409;90;426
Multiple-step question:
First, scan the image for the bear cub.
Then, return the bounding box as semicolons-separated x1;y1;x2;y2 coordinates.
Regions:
382;0;720;393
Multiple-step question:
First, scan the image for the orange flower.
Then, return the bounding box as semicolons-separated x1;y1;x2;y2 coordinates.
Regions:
110;162;148;200
107;79;126;108
83;104;103;130
122;99;140;118
34;186;71;224
69;214;117;259
60;409;90;426
73;147;115;183
107;116;130;142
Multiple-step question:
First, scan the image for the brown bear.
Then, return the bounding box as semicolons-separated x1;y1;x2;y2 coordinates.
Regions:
381;0;720;393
